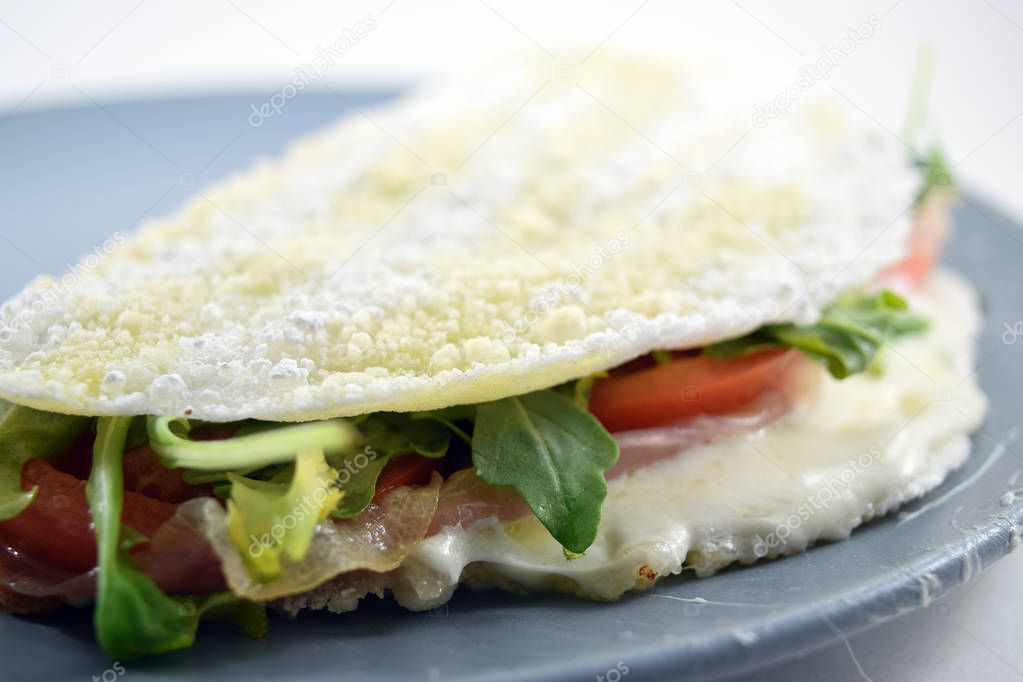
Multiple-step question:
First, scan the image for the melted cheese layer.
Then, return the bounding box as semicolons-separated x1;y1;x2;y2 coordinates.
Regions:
383;270;987;608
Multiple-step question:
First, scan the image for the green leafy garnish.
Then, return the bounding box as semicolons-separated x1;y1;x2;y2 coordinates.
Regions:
226;449;343;581
902;44;935;146
410;385;619;555
148;415;355;471
705;290;928;379
471;390;619;554
88;417;266;658
0;399;88;520
900;44;952;204
553;372;608;410
915;147;953;205
412;405;476;444
329;413;449;517
651;350;675;366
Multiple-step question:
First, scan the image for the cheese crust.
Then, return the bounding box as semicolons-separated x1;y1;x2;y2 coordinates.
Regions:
0;52;918;421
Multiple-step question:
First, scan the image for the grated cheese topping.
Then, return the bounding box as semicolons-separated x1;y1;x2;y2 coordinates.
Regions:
0;51;920;421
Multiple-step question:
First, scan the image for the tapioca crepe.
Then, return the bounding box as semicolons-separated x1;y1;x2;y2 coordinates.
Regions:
0;52;918;421
0;51;983;662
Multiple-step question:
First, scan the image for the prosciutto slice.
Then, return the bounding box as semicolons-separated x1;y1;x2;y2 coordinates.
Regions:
0;365;812;608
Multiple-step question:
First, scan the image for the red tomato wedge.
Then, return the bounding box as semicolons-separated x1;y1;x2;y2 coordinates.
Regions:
373;455;443;499
588;349;800;432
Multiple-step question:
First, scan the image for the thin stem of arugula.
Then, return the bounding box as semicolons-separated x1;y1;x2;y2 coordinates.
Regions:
147;416;356;471
88;417;268;658
90;417;133;573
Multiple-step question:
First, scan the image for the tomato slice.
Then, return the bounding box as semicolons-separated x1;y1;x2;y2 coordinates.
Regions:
884;195;949;285
886;226;940;285
122;445;212;503
373;455;442;499
0;459;179;576
588;349;799;432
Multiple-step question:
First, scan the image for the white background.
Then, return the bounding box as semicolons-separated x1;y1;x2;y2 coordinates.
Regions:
1;0;1022;217
1;2;1021;680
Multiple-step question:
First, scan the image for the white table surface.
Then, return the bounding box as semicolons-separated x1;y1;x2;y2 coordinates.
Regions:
0;1;1020;680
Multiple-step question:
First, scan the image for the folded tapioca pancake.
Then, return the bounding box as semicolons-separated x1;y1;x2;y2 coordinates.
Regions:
0;52;917;421
0;50;986;664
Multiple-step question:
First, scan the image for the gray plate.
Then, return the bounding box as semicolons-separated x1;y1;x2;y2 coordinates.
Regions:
1;93;1021;682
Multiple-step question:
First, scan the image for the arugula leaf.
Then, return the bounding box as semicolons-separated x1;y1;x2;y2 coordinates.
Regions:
0;399;88;520
471;390;619;554
899;45;953;205
705;290;928;379
196;414;450;522
329;413;449;517
411;405;476;444
226;449;343;581
553;372;608;410
651;350;675;366
915;147;953;205
88;417;266;658
148;415;355;470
